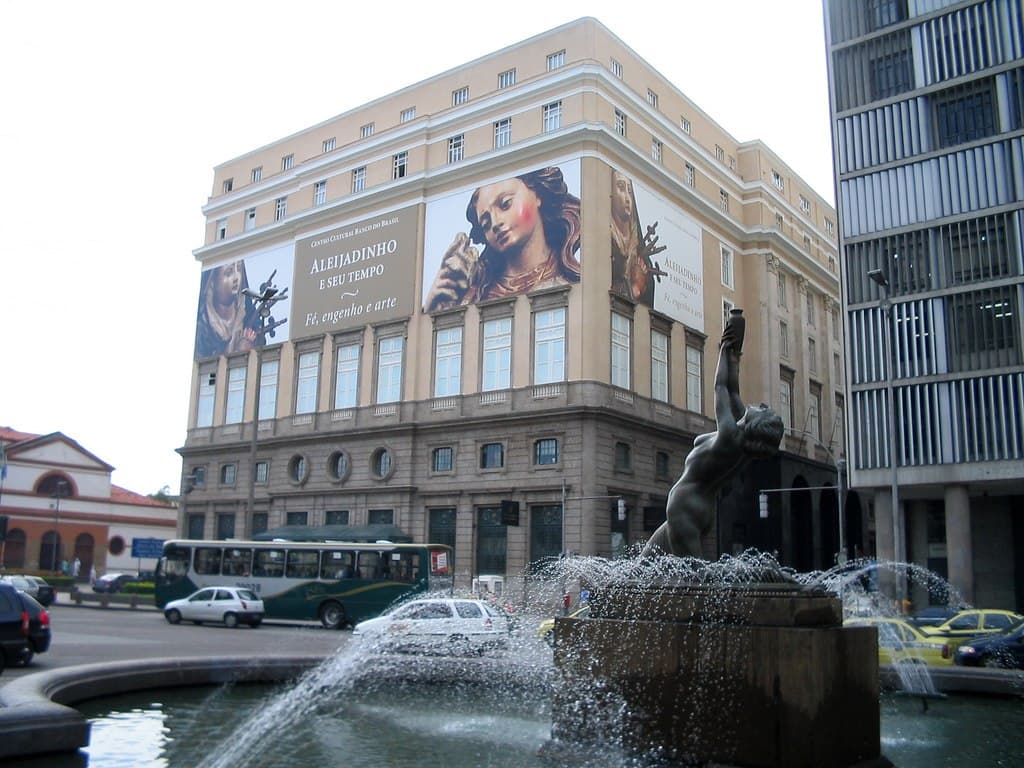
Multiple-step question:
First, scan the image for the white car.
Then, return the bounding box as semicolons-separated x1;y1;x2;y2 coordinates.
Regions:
353;597;509;654
163;587;264;628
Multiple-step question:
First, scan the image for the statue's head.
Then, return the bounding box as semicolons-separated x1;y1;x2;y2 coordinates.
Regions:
739;404;785;458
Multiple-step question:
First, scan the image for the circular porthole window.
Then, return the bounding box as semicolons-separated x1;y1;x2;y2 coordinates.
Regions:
371;448;394;480
327;450;351;483
108;536;126;556
288;454;310;486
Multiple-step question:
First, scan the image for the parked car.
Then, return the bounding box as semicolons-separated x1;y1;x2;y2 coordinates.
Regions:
92;573;137;593
0;575;56;606
954;620;1024;669
844;617;952;666
0;582;52;670
920;609;1023;648
907;606;960;629
353;597;509;654
537;604;591;647
163;587;264;628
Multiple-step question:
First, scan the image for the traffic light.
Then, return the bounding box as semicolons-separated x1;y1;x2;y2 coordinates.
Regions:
759;493;769;519
617;497;627;521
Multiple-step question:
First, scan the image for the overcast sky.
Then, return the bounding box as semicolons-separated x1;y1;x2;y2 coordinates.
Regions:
1;0;834;496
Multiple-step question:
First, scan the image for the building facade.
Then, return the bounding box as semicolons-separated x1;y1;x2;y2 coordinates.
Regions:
0;427;177;576
824;0;1024;609
181;18;845;591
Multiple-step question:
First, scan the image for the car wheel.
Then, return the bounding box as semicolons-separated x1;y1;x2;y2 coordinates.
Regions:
447;634;471;656
249;618;262;628
223;612;239;628
165;609;182;625
19;649;34;667
319;601;345;630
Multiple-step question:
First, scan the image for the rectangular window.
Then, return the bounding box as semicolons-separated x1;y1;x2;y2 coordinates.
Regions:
296;351;319;414
542;101;562;132
225;365;246;424
286;511;308;527
482;317;512;391
400;107;416;123
222;178;233;193
352;166;366;192
651;138;662;163
808;337;818;372
780;320;790;358
680;116;691;134
322;137;336;153
776;212;784;229
255;461;269;484
480;442;504;469
686;346;702;413
610;57;622;77
244;207;256;231
393;151;407;179
452;86;469;106
534;438;559;465
275;197;287;221
251;166;263;183
281;155;293;171
824;218;834;236
806;291;816;326
719;189;729;212
715;145;725;162
220;464;236;485
779;375;794;429
197;372;216;427
334;343;360;409
498;68;516;88
614;441;632;472
934;80;996;148
325;510;349;526
217;514;235;540
313;180;327;206
684;163;695;187
834;352;843;382
434;326;462;397
533;307;566;385
651;330;669;402
447;134;464;163
832;306;840;340
809;385;822;441
360;122;375;138
614;109;627;136
432;446;454;472
799;195;810;214
771;169;785;191
494;118;511;148
778;272;787;307
547;50;565;70
804;235;812;252
376;336;404;404
720;246;733;288
611;313;631;389
647;89;659;108
258;359;278;421
216;218;227;240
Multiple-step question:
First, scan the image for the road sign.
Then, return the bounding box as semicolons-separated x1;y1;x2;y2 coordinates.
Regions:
131;538;165;559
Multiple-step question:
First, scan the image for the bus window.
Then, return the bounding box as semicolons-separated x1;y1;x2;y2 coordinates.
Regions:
253;549;285;578
357;552;382;580
195;547;223;575
159;546;191;582
321;550;355;579
391;552;420;583
222;548;253;577
286;550;319;579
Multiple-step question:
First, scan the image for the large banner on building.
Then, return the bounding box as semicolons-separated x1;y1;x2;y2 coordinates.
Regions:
193;242;294;360
609;167;704;331
293;207;420;337
422;160;582;312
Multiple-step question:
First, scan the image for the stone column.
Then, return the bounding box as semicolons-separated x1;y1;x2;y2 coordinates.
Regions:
944;484;973;606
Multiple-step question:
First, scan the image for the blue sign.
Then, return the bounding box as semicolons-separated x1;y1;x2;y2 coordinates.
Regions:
131;538;165;559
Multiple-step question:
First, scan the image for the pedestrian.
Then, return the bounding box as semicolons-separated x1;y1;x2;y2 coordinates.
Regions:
72;556;81;580
562;591;571;616
60;558;69;576
89;565;97;586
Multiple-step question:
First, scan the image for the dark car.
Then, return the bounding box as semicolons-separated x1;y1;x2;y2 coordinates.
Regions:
92;573;137;593
908;606;960;629
954;620;1024;669
14;591;51;665
0;583;52;671
0;575;56;607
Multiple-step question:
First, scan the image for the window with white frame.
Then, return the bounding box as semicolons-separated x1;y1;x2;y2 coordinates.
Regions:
281;155;293;171
447;134;464;163
258;359;278;420
197;371;216;427
494;118;511;149
432;446;453;473
255;461;269;484
611;313;631;389
647;89;659;108
809;384;822;441
360;122;375;138
799;195;810;213
275;197;287;221
400;107;416;123
776;212;784;228
685;163;695;187
547;50;565;70
216;218;227;240
534;438;559;465
221;464;236;485
652;138;662;163
482;317;512;391
719;189;729;212
651;330;669;402
780;320;790;358
451;86;469;106
376;336;403;404
542;101;561;132
728;155;736;170
803;235;812;251
322;137;336;153
434;327;462;397
313;180;327;206
722;299;735;328
686;345;702;413
393;151;407;179
614;109;627;136
680;116;691;134
778;271;787;307
244;207;256;231
296;351;320;414
720;245;733;288
533;307;565;385
824;217;834;236
225;365;246;424
222;178;233;193
828;255;836;273
610;58;622;78
715;145;725;162
498;68;516;88
779;374;794;429
334;343;360;409
771;169;784;191
808;338;817;372
352;166;366;193
251;166;263;183
480;442;504;469
832;306;840;340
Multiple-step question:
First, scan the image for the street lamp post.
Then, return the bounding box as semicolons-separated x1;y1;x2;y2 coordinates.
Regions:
868;268;902;575
50;479;69;572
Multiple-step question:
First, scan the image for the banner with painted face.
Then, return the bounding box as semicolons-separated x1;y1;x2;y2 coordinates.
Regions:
609;167;704;332
422;161;581;312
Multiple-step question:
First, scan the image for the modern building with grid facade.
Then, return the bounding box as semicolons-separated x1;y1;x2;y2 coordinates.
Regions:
181;17;845;591
824;0;1024;609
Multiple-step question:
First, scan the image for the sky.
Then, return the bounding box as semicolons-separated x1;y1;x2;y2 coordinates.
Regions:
0;0;835;496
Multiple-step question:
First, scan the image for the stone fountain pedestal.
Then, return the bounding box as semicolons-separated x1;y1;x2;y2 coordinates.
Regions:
546;583;891;768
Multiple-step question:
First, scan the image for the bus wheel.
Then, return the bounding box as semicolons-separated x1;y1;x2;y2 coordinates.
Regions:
319;601;345;630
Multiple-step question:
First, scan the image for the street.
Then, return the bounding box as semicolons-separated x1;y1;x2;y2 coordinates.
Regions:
0;601;350;685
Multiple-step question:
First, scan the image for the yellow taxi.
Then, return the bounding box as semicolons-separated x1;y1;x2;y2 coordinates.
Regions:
537;604;590;646
844;617;952;666
919;609;1023;650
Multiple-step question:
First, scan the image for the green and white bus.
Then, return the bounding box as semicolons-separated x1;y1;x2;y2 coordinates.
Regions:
154;539;454;629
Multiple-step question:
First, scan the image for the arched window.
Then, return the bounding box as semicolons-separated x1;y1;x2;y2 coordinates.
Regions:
40;531;62;572
36;474;74;498
4;529;26;569
74;533;95;579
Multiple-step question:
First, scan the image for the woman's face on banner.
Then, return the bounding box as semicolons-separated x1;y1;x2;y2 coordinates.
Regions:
611;171;633;225
472;178;543;253
214;261;244;306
